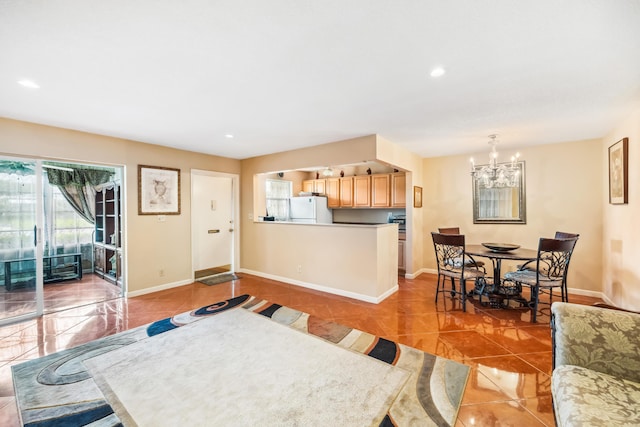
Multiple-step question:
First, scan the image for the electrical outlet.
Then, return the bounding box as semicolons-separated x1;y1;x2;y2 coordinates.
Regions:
297;265;302;273
159;269;165;277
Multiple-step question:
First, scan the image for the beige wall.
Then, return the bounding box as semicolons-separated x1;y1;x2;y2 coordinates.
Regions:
0;118;240;294
602;106;640;310
423;138;603;294
375;135;424;276
5;114;629;306
243;223;398;302
241;135;378;268
242;134;425;279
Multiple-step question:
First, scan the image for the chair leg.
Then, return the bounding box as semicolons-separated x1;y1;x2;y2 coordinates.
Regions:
450;277;456;296
530;285;540;323
435;274;442;303
461;280;467;312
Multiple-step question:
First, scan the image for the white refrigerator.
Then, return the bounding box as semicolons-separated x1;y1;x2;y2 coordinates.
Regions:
288;196;333;224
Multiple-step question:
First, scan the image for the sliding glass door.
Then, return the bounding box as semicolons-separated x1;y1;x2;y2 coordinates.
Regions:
0;157;44;323
0;157;124;324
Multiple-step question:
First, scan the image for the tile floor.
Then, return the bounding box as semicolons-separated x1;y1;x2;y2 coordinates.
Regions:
0;273;122;321
0;272;601;426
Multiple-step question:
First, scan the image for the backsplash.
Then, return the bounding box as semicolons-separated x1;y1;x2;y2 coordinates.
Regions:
332;208;405;224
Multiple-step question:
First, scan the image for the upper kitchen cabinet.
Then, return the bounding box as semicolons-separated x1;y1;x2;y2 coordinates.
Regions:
339;177;354;207
371;174;391;207
302;179;326;194
353;175;371;207
391;173;406;207
325;177;340;207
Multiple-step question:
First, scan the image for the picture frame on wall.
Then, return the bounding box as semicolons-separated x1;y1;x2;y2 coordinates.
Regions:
413;186;423;208
608;138;628;204
138;165;181;215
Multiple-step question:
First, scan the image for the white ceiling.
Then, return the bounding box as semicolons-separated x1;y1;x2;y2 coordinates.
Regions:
1;1;639;160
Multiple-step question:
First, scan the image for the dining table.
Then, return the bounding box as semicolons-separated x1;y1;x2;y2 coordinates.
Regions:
465;244;538;304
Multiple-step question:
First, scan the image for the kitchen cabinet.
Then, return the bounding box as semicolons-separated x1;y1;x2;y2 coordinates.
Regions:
302;179;326;194
339;177;354;207
325;178;340;208
391;173;406;207
353;176;371;207
398;232;406;273
305;172;405;209
371;174;391;207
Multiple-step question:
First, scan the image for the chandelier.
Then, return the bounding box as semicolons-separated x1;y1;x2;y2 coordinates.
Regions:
470;135;521;188
322;167;334;177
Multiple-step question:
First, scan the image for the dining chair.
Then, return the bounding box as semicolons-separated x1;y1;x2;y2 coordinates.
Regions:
516;231;579;302
504;237;578;322
431;232;485;312
554;232;579;302
437;227;485;268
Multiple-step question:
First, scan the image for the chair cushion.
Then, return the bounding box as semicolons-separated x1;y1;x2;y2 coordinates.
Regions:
504;270;562;287
552;364;640;426
445;257;484;268
441;268;485;280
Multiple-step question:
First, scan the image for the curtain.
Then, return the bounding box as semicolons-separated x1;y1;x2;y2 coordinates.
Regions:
45;168;113;224
265;179;292;220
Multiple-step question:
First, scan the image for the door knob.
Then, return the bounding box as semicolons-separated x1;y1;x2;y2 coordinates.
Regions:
208;229;220;234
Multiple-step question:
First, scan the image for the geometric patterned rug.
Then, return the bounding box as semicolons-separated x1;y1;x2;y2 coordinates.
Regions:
12;294;469;426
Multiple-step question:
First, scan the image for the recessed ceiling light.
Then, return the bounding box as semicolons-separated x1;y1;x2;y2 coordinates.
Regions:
17;79;40;89
224;134;234;139
430;67;446;78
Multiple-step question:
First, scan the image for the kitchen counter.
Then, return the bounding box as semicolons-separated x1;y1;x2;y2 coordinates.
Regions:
245;221;399;303
259;220;396;228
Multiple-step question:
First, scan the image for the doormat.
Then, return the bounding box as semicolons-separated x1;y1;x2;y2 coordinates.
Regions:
198;273;240;286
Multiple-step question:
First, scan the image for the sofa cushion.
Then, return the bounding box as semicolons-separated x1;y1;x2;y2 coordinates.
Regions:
553;364;640;426
552;302;640;384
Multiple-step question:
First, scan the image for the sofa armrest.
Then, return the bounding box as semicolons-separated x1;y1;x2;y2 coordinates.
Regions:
551;302;640;383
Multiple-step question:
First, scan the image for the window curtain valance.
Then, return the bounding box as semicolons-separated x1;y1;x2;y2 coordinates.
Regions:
45;168;113;187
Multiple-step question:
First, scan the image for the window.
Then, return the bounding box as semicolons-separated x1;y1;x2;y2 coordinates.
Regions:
265;179;292;220
47;184;94;249
0;171;93;253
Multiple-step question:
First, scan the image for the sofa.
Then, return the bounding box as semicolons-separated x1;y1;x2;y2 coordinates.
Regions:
551;302;640;426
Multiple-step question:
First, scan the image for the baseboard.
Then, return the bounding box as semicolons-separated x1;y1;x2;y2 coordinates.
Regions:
405;268;435;279
239;268;398;304
126;279;193;298
403;272;607;302
567;287;605;301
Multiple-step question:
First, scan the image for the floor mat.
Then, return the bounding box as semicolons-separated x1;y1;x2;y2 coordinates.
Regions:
197;273;240;286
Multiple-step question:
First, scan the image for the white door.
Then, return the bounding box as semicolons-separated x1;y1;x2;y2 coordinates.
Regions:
191;171;235;277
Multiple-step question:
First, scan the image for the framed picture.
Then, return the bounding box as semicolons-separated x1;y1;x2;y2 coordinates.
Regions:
138;165;181;215
413;186;423;208
608;138;628;204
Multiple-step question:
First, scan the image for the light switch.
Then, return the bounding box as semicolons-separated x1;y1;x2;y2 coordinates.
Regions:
211;200;217;211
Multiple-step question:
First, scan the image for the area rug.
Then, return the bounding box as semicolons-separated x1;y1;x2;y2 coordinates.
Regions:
197;272;240;286
12;295;470;427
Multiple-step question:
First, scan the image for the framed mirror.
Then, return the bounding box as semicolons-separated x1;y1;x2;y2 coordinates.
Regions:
472;161;526;224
